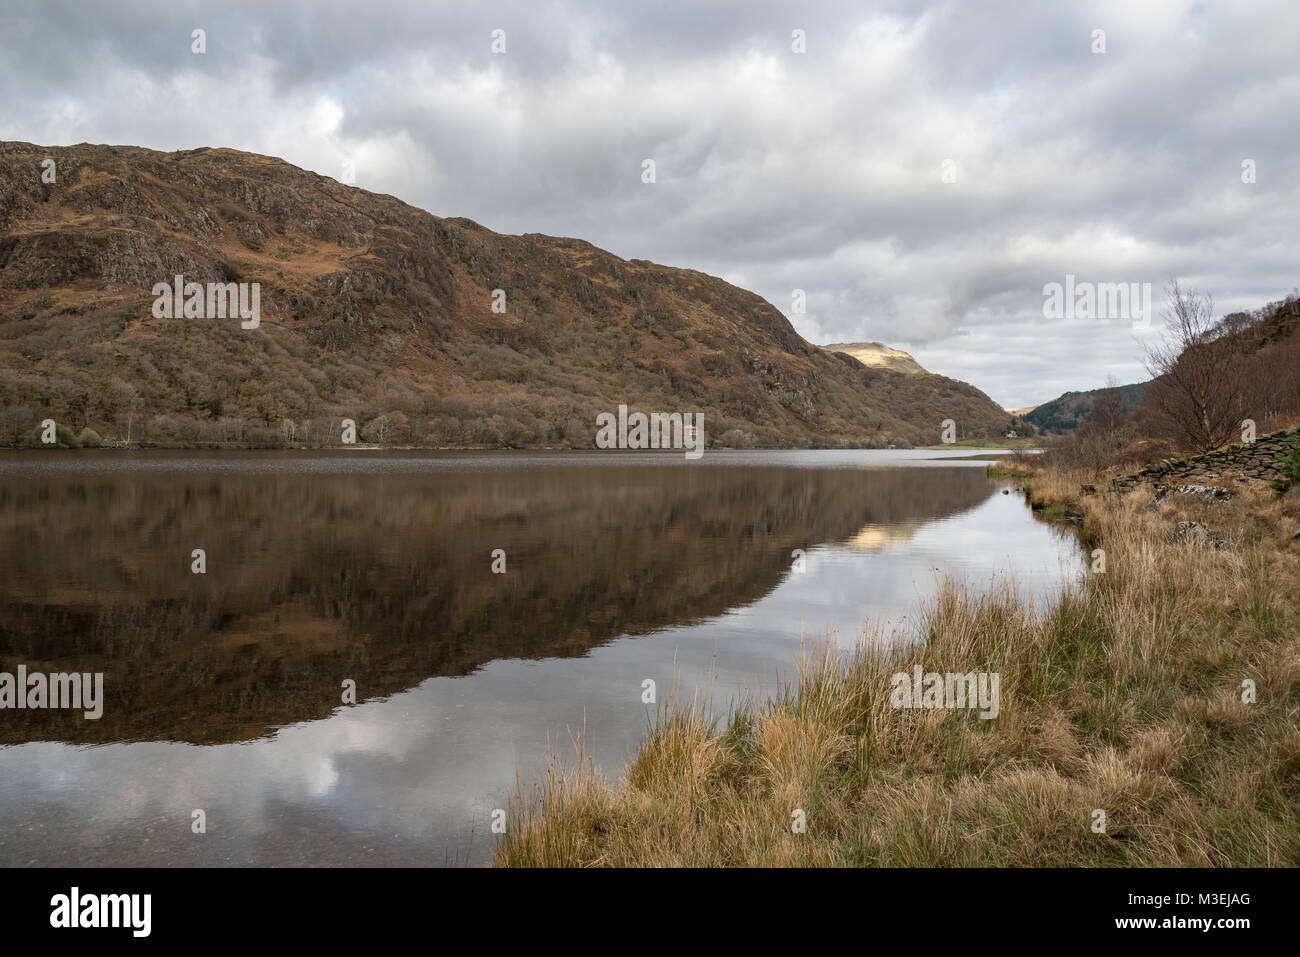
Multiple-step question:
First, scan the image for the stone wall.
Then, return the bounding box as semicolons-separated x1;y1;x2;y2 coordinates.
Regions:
1111;427;1299;492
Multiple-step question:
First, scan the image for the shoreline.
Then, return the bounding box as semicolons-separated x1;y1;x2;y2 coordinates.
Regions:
0;443;1042;454
493;466;1300;866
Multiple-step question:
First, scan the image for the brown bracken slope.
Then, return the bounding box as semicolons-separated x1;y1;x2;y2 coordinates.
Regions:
0;142;1012;448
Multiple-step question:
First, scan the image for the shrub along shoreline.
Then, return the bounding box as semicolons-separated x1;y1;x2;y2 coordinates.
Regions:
493;470;1300;866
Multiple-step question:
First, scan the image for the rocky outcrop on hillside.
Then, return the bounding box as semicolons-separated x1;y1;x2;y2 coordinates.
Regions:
0;142;1012;448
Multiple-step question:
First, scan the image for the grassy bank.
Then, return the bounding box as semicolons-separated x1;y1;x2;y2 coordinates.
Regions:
494;474;1300;866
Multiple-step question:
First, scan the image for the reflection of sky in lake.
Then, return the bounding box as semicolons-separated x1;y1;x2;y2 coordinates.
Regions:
0;458;1079;867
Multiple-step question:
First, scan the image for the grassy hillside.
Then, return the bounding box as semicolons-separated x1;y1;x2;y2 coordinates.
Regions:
822;341;928;376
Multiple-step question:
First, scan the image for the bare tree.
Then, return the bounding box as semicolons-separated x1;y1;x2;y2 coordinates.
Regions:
363;413;392;444
1142;280;1248;453
1092;374;1125;435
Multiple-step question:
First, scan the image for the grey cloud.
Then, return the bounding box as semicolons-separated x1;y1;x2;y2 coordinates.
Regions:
2;0;1297;408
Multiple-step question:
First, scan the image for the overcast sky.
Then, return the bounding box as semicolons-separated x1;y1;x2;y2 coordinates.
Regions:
4;0;1297;407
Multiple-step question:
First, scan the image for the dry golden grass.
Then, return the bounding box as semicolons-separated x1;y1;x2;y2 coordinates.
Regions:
494;480;1300;867
1019;464;1089;509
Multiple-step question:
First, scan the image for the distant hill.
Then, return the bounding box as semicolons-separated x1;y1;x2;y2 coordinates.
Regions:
822;341;928;376
1026;381;1151;433
0;141;1016;449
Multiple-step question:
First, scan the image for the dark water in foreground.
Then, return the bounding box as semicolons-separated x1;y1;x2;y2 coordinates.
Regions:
0;449;1081;866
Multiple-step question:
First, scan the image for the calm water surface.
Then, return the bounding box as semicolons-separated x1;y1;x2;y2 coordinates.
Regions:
0;449;1081;866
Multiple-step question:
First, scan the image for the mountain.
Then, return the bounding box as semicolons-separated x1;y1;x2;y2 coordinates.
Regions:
821;341;927;376
0;142;1012;449
1026;381;1151;433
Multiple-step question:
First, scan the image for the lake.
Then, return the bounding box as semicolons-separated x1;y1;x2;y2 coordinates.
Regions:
0;449;1081;866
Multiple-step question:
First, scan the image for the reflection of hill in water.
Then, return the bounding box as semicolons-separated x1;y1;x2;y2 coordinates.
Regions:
843;521;925;552
0;463;993;744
